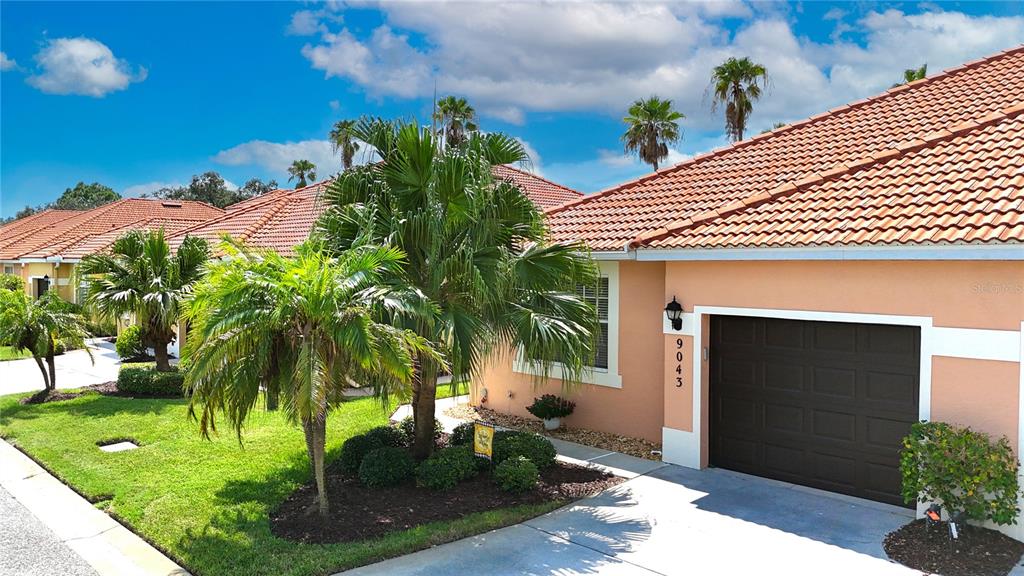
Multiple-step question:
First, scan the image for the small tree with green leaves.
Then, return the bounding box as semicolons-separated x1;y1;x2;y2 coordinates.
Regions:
0;291;91;392
901;421;1021;525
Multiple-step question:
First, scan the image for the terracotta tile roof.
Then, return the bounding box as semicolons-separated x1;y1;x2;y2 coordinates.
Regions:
492;164;582;209
545;47;1024;251
0;199;223;261
0;210;84;255
171;166;580;255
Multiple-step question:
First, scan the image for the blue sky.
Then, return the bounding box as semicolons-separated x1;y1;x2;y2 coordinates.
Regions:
2;1;1023;217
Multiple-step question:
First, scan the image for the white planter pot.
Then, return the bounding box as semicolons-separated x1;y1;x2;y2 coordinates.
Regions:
542;417;561;431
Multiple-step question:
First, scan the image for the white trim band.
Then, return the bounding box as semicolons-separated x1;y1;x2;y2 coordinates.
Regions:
637;243;1024;261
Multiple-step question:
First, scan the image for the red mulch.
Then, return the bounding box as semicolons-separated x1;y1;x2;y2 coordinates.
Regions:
885;519;1024;576
270;461;623;544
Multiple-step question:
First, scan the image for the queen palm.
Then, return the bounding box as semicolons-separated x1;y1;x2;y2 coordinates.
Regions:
329;120;361;170
621;97;685;171
433;96;478;149
710;57;769;142
80;229;209;371
316;117;600;459
287;159;317;188
184;241;437;516
0;291;91;393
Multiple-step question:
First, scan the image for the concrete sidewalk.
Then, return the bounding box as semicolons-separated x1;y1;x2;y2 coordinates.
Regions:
0;439;189;576
0;339;121;396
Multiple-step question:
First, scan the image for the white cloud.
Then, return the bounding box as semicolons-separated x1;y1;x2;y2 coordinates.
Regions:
329;99;341;111
295;4;1024;132
0;52;16;71
26;37;146;97
287;10;326;35
122;181;181;197
213;138;375;176
515;138;542;175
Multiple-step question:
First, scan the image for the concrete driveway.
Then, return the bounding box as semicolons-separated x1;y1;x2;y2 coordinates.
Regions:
0;339;120;396
342;462;919;576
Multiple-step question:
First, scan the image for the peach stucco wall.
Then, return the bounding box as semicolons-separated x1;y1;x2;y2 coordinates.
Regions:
474;260;666;442
931;356;1020;452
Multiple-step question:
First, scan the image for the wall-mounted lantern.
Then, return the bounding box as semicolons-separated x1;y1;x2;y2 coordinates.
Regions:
664;297;684;331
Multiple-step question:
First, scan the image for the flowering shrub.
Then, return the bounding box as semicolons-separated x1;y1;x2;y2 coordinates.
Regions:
900;421;1020;524
526;395;576;420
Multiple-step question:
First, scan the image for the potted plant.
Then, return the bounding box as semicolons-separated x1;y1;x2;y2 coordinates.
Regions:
526;395;576;431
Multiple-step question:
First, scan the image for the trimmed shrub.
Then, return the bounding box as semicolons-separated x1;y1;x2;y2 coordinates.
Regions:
338;426;407;474
117;363;184;396
358;447;416;488
398;415;444;444
494;456;539;494
526;395;576;420
901;421;1021;524
493;430;557;470
449;421;476;446
115;325;145;359
416;445;480;490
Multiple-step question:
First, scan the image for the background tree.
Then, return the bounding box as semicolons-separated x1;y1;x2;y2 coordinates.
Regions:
893;64;927;87
235;178;279;201
317;118;599;459
760;122;787;134
148;171;234;208
0;291;91;395
52;182;120;211
0;274;24;293
80;229;209;371
433;96;478;149
621;97;684;171
185;241;437;516
287;160;317;188
710;57;769;142
329;119;361;170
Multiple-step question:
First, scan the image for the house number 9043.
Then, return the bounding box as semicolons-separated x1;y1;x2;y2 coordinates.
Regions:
674;338;684;388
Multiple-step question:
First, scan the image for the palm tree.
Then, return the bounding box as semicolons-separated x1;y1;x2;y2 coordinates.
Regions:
0;291;91;394
184;240;437;516
316;118;600;459
287;160;317;188
893;64;927;87
329;120;361;170
433;96;478;149
621;97;685;171
80;229;209;372
710;57;769;142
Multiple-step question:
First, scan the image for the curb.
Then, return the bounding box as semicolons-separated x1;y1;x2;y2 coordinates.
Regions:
0;439;189;576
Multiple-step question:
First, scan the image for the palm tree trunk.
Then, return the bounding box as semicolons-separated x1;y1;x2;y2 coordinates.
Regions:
411;357;437;460
45;342;56;391
303;413;329;517
153;335;171;372
33;355;50;390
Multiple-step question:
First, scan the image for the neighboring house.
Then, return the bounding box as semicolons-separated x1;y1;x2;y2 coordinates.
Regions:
476;47;1024;536
165;164;581;253
0;198;224;302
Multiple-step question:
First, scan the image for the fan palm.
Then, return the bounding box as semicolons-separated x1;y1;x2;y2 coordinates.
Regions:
710;57;769;142
184;240;438;516
0;291;91;392
287;160;317;188
329;120;361;170
316;117;600;459
433;96;478;149
80;229;209;371
621;97;685;171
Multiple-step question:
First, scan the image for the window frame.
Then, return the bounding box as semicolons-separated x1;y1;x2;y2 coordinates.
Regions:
512;261;622;388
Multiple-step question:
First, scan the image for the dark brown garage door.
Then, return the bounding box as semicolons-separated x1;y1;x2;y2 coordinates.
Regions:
710;316;919;506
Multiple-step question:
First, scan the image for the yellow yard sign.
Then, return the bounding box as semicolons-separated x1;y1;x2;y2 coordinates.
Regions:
473;421;495;460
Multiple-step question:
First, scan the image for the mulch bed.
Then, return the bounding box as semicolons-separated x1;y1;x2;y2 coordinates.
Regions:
19;381;180;404
445;404;662;461
270;461;624;544
884;519;1024;576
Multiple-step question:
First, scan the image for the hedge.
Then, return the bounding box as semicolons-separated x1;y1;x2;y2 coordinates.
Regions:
117;363;185;397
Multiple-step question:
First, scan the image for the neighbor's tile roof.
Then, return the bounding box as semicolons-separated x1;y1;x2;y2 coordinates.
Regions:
492;164;582;209
545;46;1024;251
0;199;224;260
170;166;581;255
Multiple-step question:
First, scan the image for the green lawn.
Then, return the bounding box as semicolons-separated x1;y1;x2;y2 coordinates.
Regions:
0;346;32;361
0;385;552;576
